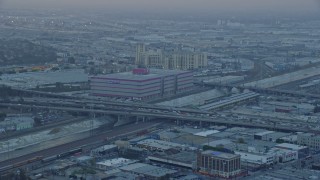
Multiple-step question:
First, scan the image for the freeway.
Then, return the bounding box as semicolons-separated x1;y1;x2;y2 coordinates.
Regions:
9;86;209;114
0;121;161;167
0;102;312;133
14;97;211;115
202;82;320;99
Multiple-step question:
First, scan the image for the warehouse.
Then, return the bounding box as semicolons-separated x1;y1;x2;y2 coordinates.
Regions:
90;68;193;100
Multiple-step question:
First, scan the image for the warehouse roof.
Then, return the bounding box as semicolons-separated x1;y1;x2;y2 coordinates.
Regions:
202;150;239;159
91;69;190;81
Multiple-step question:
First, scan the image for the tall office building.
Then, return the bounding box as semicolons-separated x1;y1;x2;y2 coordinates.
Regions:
135;43;146;65
171;53;207;70
135;44;207;70
197;150;242;178
144;50;163;69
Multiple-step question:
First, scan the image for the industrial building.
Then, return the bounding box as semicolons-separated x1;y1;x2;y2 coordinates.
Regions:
136;139;185;151
96;158;138;171
235;151;274;166
0;116;34;132
148;151;197;169
90;68;194;100
197;150;242;178
275;143;309;158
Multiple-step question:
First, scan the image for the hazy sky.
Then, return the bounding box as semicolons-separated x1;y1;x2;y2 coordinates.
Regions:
1;0;320;15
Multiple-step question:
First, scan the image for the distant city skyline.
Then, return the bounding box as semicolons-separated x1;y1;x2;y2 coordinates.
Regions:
1;0;319;16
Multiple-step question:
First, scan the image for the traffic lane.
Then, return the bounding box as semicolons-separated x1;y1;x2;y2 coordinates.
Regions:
0;121;159;167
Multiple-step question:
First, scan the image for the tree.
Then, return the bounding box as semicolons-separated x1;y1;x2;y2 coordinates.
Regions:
89;158;96;166
203;145;225;152
34;117;42;127
51;67;59;71
276;139;285;144
0;112;7;121
55;82;63;89
237;138;245;144
16;169;29;180
160;174;170;180
19;96;24;103
68;57;76;64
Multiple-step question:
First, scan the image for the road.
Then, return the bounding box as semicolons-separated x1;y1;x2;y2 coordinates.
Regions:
0;121;161;167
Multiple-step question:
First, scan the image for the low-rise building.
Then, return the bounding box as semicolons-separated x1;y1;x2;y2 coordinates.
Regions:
148;151;197;169
90;145;118;157
254;131;275;141
275;143;309;158
269;148;298;163
136;139;184;151
0;116;34;131
235;151;274;166
96;158;138;171
120;163;177;180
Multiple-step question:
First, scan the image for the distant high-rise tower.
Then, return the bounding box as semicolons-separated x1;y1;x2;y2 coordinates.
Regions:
135;43;207;70
135;43;146;65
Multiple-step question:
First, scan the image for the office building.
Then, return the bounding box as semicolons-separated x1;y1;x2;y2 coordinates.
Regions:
197;150;241;178
135;43;146;65
135;44;207;70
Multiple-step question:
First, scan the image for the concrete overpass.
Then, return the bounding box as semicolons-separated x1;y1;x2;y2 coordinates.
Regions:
0;102;313;133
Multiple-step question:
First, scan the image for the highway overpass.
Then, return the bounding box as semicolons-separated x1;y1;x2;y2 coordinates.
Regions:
0;102;312;133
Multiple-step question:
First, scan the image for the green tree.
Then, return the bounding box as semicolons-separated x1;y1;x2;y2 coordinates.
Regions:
237;138;245;144
68;57;76;64
34;117;42;127
276;139;285;144
0;112;7;121
203;145;225;152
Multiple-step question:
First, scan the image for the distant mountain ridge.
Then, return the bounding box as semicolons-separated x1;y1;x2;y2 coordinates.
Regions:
0;39;57;65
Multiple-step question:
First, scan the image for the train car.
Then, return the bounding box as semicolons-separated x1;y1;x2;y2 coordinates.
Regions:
0;156;43;174
57;148;83;159
13;156;43;168
28;156;43;163
69;148;82;155
57;152;70;159
41;155;57;163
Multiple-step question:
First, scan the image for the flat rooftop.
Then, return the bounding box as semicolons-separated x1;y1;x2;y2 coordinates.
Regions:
96;158;137;168
137;139;184;150
120;163;177;178
275;143;308;150
0;69;88;89
202;150;240;159
91;69;190;81
194;130;220;137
